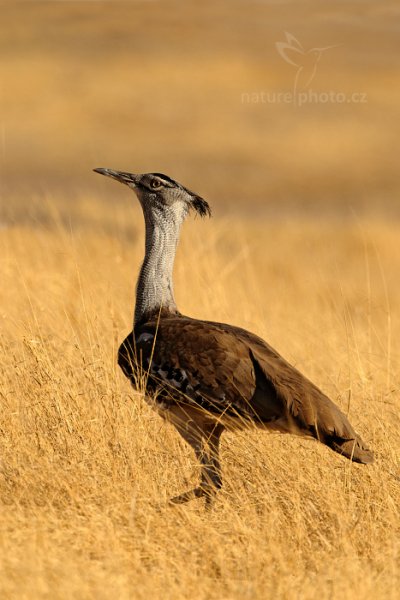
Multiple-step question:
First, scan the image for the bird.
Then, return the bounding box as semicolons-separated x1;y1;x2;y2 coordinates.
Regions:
94;168;374;506
276;32;339;94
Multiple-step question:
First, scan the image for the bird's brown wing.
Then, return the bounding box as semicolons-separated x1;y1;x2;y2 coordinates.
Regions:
118;315;373;463
119;317;259;420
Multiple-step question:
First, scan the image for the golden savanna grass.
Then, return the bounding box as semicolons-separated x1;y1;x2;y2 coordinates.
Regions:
1;1;399;598
1;199;399;598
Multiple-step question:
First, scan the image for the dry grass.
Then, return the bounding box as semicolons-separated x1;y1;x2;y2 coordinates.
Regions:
1;1;399;597
0;198;399;599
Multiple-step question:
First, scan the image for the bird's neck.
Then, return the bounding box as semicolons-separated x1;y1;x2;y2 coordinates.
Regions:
134;211;182;325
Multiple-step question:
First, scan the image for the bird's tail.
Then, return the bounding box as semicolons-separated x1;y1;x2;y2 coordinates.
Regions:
294;394;374;465
249;350;374;465
292;393;374;465
325;434;374;464
303;392;374;464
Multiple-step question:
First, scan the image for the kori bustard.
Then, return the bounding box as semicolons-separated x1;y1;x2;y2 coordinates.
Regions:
94;168;373;505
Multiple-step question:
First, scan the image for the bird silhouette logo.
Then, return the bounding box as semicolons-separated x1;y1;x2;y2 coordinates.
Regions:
276;32;339;95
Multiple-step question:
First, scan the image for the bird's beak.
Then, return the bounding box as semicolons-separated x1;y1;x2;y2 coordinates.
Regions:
93;168;140;187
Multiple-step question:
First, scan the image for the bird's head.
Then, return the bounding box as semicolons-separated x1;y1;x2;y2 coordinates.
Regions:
93;168;211;222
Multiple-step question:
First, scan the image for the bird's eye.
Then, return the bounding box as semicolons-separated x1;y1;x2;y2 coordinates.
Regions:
150;180;162;190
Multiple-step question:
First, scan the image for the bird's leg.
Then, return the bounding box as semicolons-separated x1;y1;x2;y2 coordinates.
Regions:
169;419;224;507
200;423;224;508
169;421;208;505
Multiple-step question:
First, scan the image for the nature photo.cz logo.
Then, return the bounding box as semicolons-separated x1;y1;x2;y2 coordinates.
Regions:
241;32;368;107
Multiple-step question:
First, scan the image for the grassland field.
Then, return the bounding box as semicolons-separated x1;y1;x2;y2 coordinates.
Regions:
1;1;400;599
1;199;399;598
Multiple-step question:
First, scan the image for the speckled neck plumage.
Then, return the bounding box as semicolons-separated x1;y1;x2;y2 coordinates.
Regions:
134;205;185;325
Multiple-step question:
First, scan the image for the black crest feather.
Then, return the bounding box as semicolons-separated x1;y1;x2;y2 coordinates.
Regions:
182;185;211;218
192;195;212;218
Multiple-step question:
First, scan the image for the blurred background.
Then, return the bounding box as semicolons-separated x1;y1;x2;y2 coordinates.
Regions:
1;0;399;223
